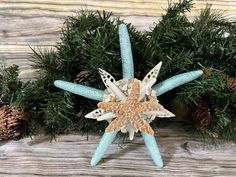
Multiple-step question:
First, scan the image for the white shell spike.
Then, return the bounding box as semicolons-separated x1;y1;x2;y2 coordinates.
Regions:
85;108;105;119
139;62;162;101
98;68;126;101
144;110;175;118
97;112;116;121
127;125;135;140
85;108;116;121
121;124;137;140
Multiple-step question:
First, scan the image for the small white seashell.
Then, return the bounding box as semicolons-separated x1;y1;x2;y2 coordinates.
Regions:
98;68;126;101
139;62;162;101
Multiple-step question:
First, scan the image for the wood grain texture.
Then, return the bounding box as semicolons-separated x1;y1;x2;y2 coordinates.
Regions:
1;2;236;175
0;124;236;177
1;0;236;79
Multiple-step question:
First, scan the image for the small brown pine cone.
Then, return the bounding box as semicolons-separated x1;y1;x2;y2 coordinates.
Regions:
191;99;212;127
75;70;91;83
0;105;29;140
225;76;236;90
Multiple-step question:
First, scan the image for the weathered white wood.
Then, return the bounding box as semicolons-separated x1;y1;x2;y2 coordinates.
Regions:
1;0;236;79
0;124;235;177
1;1;236;175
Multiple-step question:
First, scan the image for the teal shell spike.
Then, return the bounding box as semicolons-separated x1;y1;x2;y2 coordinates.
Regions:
119;24;134;79
54;80;104;101
90;132;118;166
154;70;203;96
54;24;203;168
142;132;163;167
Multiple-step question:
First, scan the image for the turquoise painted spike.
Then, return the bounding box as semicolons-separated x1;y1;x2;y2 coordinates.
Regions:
119;24;134;79
154;70;204;96
54;80;104;101
90;132;118;166
142;132;163;168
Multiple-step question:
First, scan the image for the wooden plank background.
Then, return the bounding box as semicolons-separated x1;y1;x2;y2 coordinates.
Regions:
0;123;236;177
1;0;236;176
1;0;236;79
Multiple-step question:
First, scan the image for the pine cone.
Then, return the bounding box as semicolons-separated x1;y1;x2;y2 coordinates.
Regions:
225;76;236;90
0;105;28;140
75;70;91;83
191;99;212;127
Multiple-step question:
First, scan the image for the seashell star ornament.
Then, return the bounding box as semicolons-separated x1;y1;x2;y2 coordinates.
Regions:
87;65;175;140
54;24;203;168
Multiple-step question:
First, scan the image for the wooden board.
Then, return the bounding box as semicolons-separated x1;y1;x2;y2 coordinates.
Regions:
0;124;236;177
1;1;236;176
1;0;236;79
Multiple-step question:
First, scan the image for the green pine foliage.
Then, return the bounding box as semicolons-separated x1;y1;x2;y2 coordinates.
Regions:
0;65;21;104
0;65;39;109
30;10;146;136
0;65;42;137
28;1;235;141
146;0;236;141
146;0;199;80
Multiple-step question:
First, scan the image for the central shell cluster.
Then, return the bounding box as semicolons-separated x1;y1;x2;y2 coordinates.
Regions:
103;78;157;134
85;62;175;140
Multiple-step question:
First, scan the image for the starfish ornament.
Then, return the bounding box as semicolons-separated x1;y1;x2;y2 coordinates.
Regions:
54;24;204;168
88;69;175;139
86;63;175;141
99;79;174;135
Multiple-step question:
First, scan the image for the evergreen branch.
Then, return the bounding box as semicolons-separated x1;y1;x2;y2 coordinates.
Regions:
0;65;21;103
164;0;193;19
30;47;61;75
25;6;236;141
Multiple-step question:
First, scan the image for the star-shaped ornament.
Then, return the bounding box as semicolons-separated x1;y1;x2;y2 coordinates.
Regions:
85;63;175;140
54;24;203;168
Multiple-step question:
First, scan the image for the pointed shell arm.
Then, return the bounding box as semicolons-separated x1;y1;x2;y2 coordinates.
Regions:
154;70;204;96
141;132;163;168
90;132;118;166
54;80;104;101
119;24;134;79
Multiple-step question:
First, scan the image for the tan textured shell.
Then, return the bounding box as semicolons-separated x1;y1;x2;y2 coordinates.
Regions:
103;78;157;134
